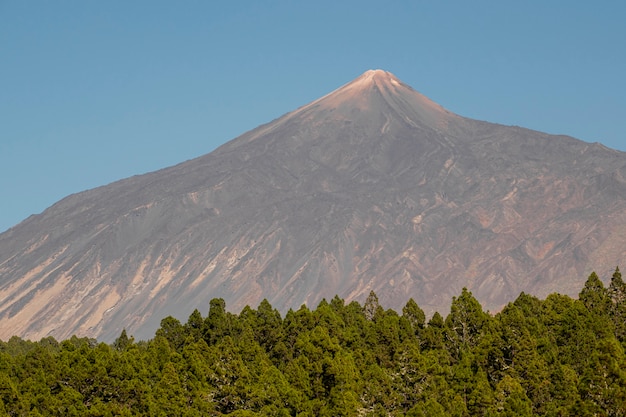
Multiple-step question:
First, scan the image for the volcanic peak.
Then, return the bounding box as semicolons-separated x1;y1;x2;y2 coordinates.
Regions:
353;69;402;89
317;69;406;104
286;69;459;134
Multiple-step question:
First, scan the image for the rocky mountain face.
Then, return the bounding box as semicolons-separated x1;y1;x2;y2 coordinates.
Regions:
2;70;626;342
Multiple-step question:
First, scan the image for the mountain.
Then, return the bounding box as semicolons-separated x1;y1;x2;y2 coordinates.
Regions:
1;70;626;342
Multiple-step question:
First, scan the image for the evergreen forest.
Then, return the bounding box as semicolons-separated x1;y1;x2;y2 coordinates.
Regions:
1;268;626;416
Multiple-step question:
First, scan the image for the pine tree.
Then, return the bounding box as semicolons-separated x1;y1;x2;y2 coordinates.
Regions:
113;328;134;351
255;299;283;353
579;271;611;316
445;288;490;357
402;298;426;334
364;290;382;321
184;309;205;342
494;375;533;416
156;316;186;351
609;266;626;343
204;298;230;345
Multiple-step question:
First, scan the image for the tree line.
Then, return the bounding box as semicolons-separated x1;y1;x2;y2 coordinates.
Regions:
1;268;626;416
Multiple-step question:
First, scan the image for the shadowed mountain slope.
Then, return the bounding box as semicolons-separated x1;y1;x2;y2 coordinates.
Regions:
1;70;626;342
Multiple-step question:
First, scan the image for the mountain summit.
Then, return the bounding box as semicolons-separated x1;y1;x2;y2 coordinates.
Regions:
1;70;626;342
235;69;460;147
296;69;453;127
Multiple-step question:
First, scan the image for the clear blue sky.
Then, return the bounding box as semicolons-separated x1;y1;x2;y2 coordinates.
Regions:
1;1;625;233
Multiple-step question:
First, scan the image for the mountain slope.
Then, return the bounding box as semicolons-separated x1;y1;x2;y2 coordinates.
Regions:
1;70;626;342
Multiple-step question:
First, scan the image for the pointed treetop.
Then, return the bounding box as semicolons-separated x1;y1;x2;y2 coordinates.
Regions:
612;266;622;283
610;266;626;304
579;271;610;314
364;290;381;321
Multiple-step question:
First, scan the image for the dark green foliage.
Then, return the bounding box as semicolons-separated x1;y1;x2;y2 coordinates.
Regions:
113;329;133;351
155;316;185;351
184;309;204;342
403;297;426;334
363;290;383;321
1;269;625;416
609;266;626;345
445;287;492;360
579;271;611;316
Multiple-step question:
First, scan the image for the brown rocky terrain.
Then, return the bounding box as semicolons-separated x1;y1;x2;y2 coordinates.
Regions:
1;70;625;342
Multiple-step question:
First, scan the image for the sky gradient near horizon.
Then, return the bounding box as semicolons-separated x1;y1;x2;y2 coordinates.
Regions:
2;1;625;233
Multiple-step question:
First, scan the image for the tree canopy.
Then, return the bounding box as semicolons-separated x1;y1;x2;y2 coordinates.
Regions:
1;269;625;416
